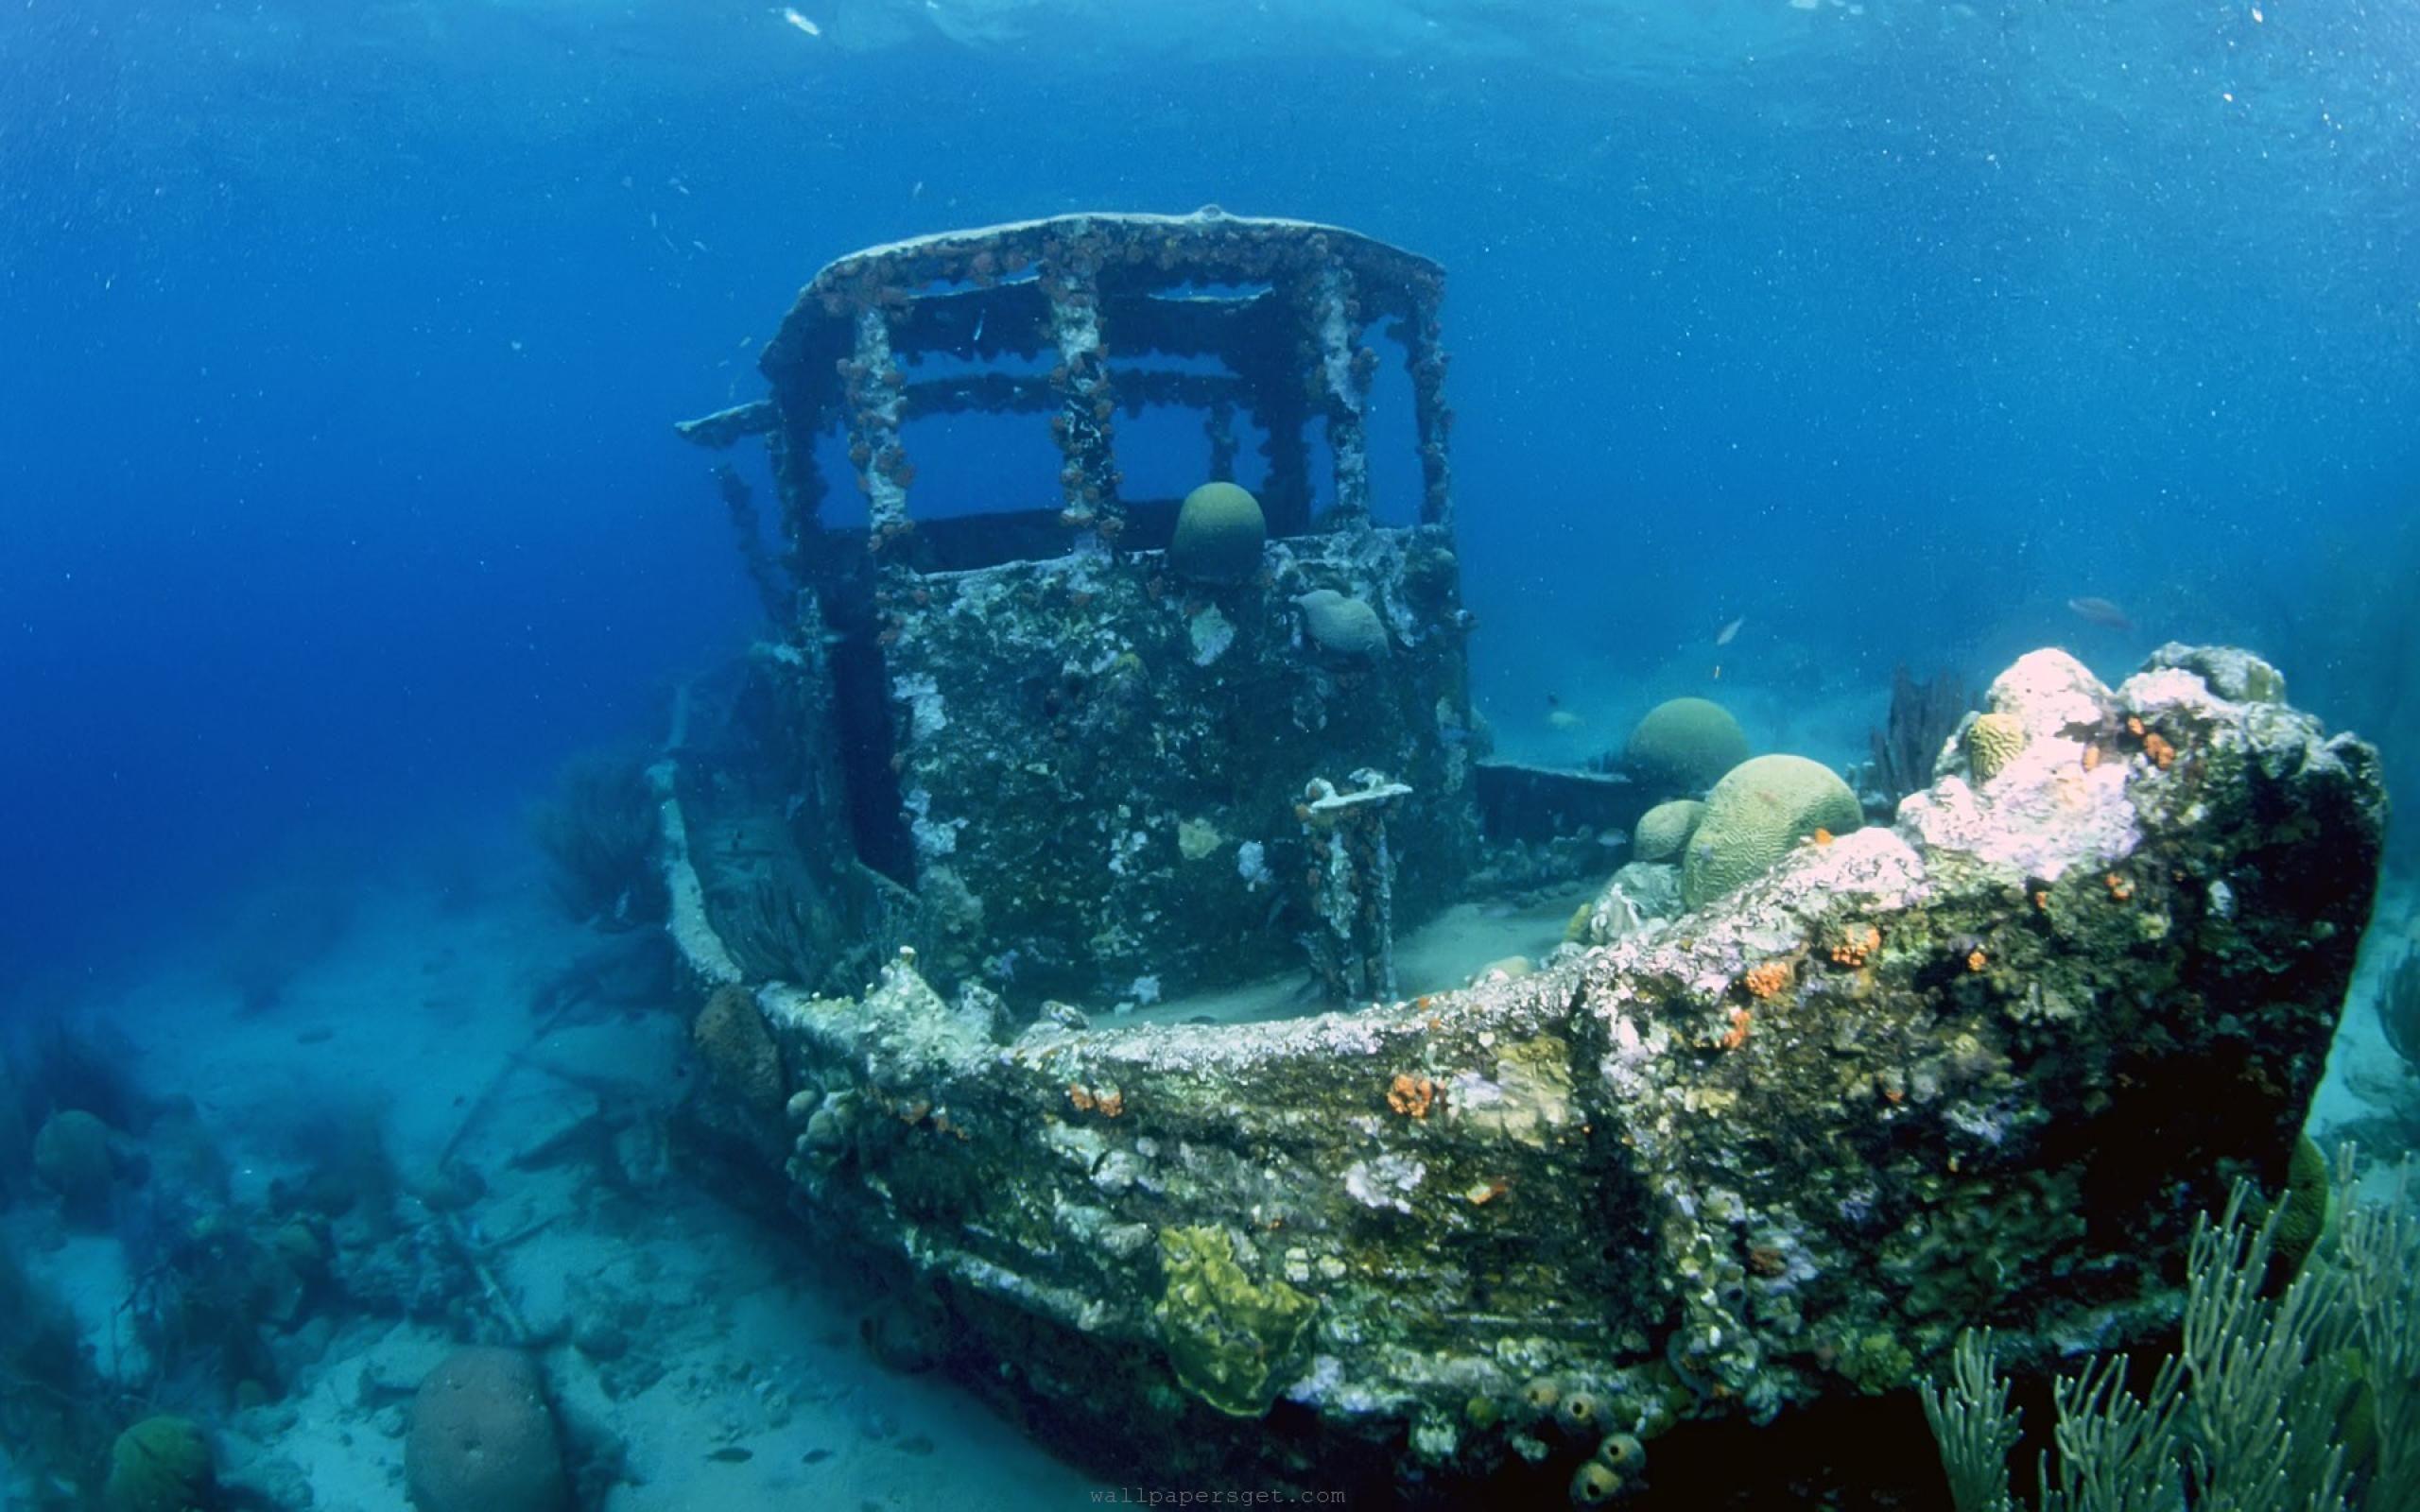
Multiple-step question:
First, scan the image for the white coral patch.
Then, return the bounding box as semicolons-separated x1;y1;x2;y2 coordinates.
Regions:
892;673;948;739
902;788;965;858
1188;605;1236;666
1899;763;2139;883
1343;1153;1426;1213
1985;649;2112;742
2119;666;2228;718
1236;840;1271;889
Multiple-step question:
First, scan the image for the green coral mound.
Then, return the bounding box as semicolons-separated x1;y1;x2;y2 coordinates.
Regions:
1153;1225;1318;1418
1633;799;1706;864
1681;754;1863;909
1623;697;1750;798
1962;712;2027;783
103;1416;215;1512
1168;481;1267;584
1294;589;1389;656
32;1108;114;1222
2148;643;2288;704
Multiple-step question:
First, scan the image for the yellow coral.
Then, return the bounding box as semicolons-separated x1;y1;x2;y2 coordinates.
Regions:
1964;712;2027;782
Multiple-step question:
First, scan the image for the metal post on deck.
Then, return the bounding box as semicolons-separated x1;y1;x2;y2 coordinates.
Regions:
1403;289;1455;531
846;308;911;553
1045;267;1122;542
1311;265;1372;527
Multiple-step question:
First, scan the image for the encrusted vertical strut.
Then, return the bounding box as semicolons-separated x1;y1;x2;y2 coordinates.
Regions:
1044;254;1121;543
845;307;911;554
1402;285;1454;530
1310;264;1373;527
1297;771;1411;1005
765;413;826;595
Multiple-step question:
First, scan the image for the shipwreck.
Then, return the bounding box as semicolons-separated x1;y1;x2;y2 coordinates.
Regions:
665;210;2386;1503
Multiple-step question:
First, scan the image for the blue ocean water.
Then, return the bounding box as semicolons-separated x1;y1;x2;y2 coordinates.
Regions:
2;2;2415;1506
6;0;2412;979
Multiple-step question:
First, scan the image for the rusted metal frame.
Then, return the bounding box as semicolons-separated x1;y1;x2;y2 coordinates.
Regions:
766;428;823;603
1309;263;1375;528
1401;284;1455;531
842;308;912;555
752;369;827;594
1043;262;1122;543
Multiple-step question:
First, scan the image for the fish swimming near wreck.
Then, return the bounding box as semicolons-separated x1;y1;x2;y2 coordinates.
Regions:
2066;595;2134;631
1714;615;1745;647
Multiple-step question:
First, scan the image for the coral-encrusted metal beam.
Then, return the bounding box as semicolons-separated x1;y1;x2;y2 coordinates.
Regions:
844;308;911;554
1309;265;1372;526
1403;288;1454;530
1044;263;1121;542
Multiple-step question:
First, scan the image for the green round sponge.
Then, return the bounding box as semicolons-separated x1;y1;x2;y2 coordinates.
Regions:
1168;482;1266;584
1633;799;1706;864
104;1416;215;1512
1623;697;1750;798
1681;754;1863;910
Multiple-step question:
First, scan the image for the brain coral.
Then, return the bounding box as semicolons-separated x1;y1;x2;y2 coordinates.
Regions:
1632;799;1707;864
1294;590;1389;656
32;1108;114;1225
1963;712;2027;783
1623;697;1750;798
1169;481;1267;584
103;1416;215;1512
406;1348;569;1512
1681;754;1864;909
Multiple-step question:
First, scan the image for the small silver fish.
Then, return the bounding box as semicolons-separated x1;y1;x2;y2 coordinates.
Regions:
1714;616;1745;647
2066;596;2134;631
